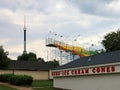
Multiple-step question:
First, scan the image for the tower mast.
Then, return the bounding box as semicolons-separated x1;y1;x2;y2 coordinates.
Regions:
23;16;27;54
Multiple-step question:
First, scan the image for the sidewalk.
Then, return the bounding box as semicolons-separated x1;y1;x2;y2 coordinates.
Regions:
0;82;33;90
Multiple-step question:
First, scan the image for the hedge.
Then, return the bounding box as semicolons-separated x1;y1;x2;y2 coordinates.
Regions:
9;75;33;86
0;74;13;82
0;74;33;86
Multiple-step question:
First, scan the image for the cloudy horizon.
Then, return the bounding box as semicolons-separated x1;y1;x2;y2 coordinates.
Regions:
0;0;120;61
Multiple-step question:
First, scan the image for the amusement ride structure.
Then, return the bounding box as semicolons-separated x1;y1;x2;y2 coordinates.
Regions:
46;32;97;64
46;38;97;57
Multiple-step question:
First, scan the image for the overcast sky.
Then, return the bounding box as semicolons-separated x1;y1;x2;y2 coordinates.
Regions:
0;0;120;60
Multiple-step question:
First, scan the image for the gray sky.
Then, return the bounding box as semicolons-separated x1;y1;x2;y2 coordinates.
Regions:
0;0;120;60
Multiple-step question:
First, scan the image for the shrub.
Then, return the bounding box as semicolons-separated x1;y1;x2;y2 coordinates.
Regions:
9;75;33;86
0;74;13;82
0;74;33;86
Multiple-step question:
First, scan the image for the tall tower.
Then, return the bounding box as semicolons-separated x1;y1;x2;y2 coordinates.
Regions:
23;16;27;54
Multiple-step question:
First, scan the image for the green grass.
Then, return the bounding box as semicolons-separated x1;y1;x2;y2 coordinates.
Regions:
0;80;56;90
31;80;56;90
31;80;53;87
32;87;56;90
0;84;18;90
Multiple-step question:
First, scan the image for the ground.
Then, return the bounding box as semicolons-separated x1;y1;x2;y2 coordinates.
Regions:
0;80;66;90
0;82;32;90
0;80;55;90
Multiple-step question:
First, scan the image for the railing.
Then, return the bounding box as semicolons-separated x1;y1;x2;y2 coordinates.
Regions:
46;38;97;57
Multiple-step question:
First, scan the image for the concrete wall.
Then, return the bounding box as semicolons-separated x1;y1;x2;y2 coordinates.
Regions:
0;70;49;80
54;73;120;90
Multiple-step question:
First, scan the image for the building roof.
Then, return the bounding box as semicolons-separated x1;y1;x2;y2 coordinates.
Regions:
54;50;120;70
9;60;54;71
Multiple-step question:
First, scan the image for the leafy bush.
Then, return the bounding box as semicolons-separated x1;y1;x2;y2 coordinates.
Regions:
0;74;33;86
9;75;33;86
0;74;13;82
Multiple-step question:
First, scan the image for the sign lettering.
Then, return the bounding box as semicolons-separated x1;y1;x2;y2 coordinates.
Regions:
51;65;116;77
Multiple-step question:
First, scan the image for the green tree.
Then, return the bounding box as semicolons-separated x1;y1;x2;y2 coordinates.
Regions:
17;52;37;61
17;53;28;61
95;49;106;54
47;59;59;68
28;52;37;61
37;57;45;62
102;30;120;52
0;46;10;68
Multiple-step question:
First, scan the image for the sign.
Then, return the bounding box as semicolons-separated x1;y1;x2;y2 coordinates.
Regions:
51;65;116;77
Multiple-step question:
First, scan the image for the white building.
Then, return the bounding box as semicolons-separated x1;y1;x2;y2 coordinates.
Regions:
51;50;120;90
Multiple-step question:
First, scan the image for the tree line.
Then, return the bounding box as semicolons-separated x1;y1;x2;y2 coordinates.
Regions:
0;46;59;69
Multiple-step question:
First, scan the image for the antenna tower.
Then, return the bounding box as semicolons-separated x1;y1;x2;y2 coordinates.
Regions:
23;16;27;54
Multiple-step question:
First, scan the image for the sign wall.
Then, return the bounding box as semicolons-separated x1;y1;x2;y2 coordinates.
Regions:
51;65;119;77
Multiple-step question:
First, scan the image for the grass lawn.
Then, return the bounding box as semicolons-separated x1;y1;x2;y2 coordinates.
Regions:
0;84;18;90
0;80;58;90
31;80;53;87
32;87;56;90
31;80;57;90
